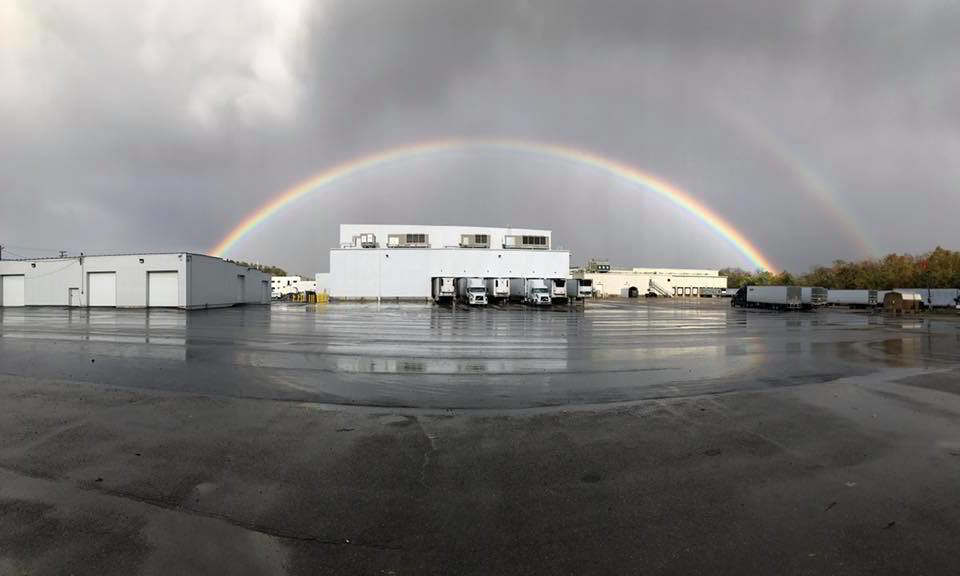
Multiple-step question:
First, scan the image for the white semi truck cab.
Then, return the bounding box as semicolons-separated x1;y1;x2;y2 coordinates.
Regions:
457;277;488;305
526;279;552;306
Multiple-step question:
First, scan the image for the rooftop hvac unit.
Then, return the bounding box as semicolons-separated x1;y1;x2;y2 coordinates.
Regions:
387;233;430;248
503;234;549;250
459;233;490;248
357;233;378;248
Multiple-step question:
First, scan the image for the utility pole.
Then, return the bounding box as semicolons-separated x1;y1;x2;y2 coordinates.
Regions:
0;244;3;261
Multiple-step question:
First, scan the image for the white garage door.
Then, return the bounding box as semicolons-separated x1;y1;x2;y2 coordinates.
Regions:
1;275;25;307
148;271;179;307
88;272;117;307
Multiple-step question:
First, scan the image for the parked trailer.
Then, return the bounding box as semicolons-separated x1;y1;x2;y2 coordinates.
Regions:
550;279;569;304
732;286;802;310
801;287;828;308
567;278;593;300
733;286;826;310
510;278;551;305
455;277;488;305
893;288;960;308
484;278;510;301
431;277;456;303
826;289;878;308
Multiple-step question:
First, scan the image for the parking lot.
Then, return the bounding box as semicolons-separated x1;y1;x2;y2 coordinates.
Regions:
1;300;959;574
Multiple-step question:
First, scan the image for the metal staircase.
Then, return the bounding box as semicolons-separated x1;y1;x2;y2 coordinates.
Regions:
648;279;672;297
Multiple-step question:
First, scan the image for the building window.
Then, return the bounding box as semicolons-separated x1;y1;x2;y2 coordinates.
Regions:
406;233;426;244
521;235;547;246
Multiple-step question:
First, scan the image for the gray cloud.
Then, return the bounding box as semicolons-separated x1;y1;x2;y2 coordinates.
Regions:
2;0;958;273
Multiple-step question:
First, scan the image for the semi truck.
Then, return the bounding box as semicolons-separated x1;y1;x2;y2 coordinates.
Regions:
826;289;878;308
456;277;488;305
732;285;819;310
431;277;455;303
485;278;510;302
510;278;552;305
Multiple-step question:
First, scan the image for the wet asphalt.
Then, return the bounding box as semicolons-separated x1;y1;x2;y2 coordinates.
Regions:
1;300;959;574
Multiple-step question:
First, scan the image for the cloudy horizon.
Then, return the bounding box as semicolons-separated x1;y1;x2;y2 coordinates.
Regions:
2;0;959;275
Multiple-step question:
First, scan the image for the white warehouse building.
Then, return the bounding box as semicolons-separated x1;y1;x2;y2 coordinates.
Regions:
575;267;728;298
328;224;570;299
0;253;270;309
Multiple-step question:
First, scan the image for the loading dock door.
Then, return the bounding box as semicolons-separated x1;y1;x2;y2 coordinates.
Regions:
88;272;117;307
148;271;179;307
1;275;25;307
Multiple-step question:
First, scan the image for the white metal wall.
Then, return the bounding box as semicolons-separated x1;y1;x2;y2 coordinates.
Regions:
0;253;268;308
579;270;728;297
186;255;270;308
329;248;570;298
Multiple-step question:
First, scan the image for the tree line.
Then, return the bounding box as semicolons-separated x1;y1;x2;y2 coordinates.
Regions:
227;260;288;277
722;247;960;289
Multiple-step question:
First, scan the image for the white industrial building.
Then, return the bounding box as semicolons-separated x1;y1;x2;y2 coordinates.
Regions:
574;266;728;298
0;253;270;309
327;224;570;299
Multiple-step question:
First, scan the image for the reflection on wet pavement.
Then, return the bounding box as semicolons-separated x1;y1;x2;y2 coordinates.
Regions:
1;301;958;409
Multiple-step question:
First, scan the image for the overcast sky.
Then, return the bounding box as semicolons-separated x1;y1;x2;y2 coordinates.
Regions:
2;0;958;274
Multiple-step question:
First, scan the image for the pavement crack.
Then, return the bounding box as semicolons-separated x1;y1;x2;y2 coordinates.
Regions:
415;417;439;489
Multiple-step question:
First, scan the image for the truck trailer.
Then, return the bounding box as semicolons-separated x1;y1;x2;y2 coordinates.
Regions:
550;279;569;304
826;289;878;308
732;286;802;310
510;278;552;305
567;278;594;300
456;277;488;305
484;278;510;302
431;277;456;303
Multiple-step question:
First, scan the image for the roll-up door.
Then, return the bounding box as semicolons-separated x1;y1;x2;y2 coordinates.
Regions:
88;272;117;307
148;271;179;307
1;275;25;307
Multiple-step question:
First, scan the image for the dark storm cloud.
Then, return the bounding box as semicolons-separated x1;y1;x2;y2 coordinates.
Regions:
2;0;959;273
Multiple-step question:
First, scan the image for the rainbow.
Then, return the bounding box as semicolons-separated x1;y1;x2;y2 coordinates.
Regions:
711;103;875;258
210;138;776;271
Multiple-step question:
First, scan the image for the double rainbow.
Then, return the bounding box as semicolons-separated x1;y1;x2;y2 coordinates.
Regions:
210;138;776;271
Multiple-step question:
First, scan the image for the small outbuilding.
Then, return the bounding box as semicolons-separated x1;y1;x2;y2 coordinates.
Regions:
0;253;270;309
883;291;922;314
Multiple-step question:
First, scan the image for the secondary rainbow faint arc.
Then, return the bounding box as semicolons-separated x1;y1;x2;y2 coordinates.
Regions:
210;138;777;271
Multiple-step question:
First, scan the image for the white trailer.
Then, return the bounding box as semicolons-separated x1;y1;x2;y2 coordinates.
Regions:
826;289;878;308
456;277;488;305
893;288;960;308
484;278;510;301
733;286;825;310
550;279;569;303
431;277;456;303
